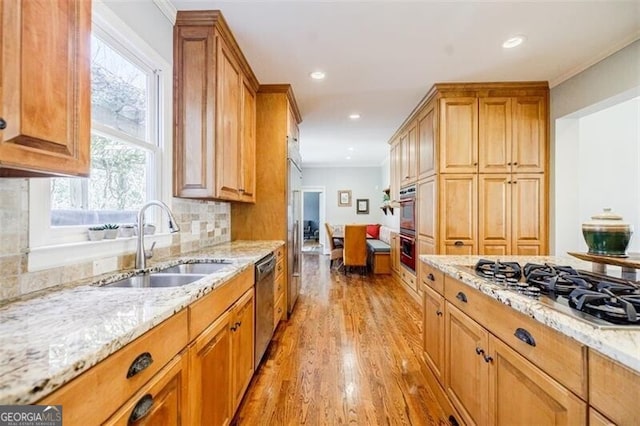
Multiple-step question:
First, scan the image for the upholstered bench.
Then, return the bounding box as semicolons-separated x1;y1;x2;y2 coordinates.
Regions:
366;239;391;274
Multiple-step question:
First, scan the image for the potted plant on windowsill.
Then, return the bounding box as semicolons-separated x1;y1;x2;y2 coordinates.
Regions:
103;224;119;239
119;224;135;238
88;226;105;241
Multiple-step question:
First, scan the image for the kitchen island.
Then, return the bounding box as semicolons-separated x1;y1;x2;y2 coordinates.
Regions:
420;254;640;426
0;240;283;408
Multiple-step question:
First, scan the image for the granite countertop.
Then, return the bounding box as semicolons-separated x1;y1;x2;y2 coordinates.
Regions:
0;240;283;405
420;255;640;374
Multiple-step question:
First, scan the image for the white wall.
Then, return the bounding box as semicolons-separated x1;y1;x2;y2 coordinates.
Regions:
302;167;384;226
550;40;640;253
556;98;640;254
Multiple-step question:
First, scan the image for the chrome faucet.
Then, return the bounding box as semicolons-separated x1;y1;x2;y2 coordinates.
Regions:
135;200;181;270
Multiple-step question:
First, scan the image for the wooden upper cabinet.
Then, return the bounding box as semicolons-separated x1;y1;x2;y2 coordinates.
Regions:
478;98;512;174
400;121;417;184
479;96;546;173
418;176;436;240
439;97;478;174
239;80;256;202
0;0;91;177
390;141;401;201
174;11;259;201
417;104;436;179
513;96;546;173
439;174;477;255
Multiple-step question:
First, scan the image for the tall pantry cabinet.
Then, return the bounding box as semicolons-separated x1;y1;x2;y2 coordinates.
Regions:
389;82;549;295
231;84;302;319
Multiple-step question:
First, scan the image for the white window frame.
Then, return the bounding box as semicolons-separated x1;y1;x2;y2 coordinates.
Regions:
28;1;174;271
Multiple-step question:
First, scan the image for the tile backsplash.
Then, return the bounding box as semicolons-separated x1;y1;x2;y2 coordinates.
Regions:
0;179;230;304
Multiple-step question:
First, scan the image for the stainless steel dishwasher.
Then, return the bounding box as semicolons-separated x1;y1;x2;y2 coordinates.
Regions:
254;252;276;368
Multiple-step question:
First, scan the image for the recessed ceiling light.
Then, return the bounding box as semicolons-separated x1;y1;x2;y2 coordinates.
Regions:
310;71;326;80
346;156;351;160
349;113;361;120
348;147;355;151
502;35;526;49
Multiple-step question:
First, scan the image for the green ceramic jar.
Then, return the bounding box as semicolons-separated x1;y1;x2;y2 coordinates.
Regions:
582;208;633;257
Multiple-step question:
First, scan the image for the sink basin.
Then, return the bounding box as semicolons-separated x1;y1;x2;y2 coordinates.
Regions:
103;273;206;288
155;262;231;275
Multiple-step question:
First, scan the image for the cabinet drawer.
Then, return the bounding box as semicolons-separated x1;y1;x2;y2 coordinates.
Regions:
274;272;285;299
401;268;417;291
589;350;639;426
274;293;285;328
189;267;254;340
40;309;188;426
275;245;284;263
444;276;587;399
103;352;188;425
276;255;285;278
421;263;444;295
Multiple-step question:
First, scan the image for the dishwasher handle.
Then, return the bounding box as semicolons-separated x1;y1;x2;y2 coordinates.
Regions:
256;253;276;281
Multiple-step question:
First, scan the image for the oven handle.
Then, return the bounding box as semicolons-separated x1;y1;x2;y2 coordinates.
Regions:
398;234;415;243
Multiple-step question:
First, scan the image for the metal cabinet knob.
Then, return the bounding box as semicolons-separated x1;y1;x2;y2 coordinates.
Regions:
0;118;6;130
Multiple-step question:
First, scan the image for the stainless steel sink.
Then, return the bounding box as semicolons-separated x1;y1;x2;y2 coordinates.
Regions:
155;262;231;275
103;273;206;288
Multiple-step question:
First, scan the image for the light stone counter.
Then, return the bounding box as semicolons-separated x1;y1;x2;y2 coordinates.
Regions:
420;255;640;374
0;240;283;405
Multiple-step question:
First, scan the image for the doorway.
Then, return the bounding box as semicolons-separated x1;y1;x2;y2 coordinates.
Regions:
301;187;326;255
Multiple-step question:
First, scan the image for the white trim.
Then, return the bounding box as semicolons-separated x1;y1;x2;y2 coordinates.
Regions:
28;234;172;272
549;32;640;88
153;0;177;25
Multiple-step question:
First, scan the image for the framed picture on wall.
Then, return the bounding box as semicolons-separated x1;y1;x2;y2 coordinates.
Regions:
356;199;369;214
338;190;352;207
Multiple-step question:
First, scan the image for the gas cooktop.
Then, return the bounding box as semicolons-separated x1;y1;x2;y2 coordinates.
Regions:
454;259;640;328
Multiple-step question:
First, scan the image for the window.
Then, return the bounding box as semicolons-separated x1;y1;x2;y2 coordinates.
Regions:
50;32;160;227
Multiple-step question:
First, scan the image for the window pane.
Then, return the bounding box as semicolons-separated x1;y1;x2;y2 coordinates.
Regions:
91;34;148;140
51;133;150;226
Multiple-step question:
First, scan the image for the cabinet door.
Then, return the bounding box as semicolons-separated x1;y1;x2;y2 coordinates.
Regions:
445;304;490;426
390;233;400;273
390;142;401;201
215;35;242;201
512;174;546;255
417;103;436;179
0;0;90;177
478;174;511;255
589;409;616;426
478;98;512;174
239;80;256;202
513;96;546;173
173;23;216;198
188;309;233;426
104;354;188;426
488;336;587;426
418;176;436;240
439;97;478;173
439;175;477;254
423;286;445;385
231;288;255;412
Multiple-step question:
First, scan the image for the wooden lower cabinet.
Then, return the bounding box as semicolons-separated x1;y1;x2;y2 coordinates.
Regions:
445;304;490;426
489;336;586;425
422;285;445;385
231;288;255;412
188;309;234;426
589;408;616;426
441;303;586;426
104;353;189;426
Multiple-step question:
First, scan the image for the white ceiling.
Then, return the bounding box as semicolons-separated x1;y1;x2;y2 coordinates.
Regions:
171;0;640;167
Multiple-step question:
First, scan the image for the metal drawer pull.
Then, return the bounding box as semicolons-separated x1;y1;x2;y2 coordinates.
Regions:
456;292;468;303
129;394;154;424
483;353;493;363
514;328;536;347
428;273;435;281
436;310;443;317
126;352;154;379
475;347;485;355
454;241;464;247
0;118;6;130
448;415;460;426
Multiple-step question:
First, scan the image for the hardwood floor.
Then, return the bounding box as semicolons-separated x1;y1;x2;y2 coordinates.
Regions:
234;254;448;425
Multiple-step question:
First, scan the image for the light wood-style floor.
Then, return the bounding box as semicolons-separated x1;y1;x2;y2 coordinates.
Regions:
234;254;447;425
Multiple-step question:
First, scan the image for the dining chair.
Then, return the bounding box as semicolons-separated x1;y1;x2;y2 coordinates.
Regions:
343;224;367;275
324;223;343;268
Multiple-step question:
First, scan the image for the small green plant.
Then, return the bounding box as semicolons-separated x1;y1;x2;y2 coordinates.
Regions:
103;224;120;230
88;226;105;231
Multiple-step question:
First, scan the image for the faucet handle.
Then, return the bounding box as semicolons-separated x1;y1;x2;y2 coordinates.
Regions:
145;241;157;260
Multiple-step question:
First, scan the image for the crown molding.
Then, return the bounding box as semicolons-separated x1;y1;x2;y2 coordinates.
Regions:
153;0;177;24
